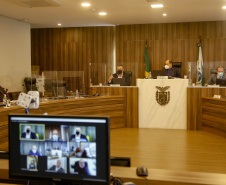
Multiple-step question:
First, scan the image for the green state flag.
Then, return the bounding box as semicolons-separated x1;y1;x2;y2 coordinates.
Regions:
144;43;150;78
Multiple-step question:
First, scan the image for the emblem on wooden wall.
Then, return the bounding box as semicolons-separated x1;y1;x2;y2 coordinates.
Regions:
155;86;170;106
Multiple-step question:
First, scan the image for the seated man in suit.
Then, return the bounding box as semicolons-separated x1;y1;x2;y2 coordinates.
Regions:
21;125;38;139
71;127;88;142
108;65;131;86
163;59;181;78
207;66;226;85
49;159;65;173
71;159;90;175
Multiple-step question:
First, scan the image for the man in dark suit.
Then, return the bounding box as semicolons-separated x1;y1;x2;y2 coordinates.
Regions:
207;66;226;85
21;125;38;139
71;127;88;142
49;159;65;173
108;65;131;86
163;60;181;78
71;159;90;175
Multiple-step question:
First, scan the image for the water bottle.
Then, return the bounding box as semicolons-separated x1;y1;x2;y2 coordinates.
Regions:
149;72;152;79
3;94;7;104
75;90;79;99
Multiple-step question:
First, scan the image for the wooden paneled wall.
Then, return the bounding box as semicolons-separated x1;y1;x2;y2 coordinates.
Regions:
31;21;226;87
116;21;226;85
31;27;115;94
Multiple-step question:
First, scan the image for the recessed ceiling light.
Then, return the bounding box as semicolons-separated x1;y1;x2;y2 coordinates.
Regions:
163;13;167;16
151;4;164;8
99;12;107;15
222;6;226;9
58;23;61;26
81;3;90;7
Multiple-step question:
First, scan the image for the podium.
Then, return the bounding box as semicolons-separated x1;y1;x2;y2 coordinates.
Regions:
137;79;188;129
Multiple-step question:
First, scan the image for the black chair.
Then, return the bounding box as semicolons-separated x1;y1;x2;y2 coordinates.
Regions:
24;77;37;92
172;62;182;69
210;69;217;74
124;71;132;85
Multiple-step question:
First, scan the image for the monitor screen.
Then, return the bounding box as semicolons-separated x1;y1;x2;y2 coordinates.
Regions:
151;70;167;78
8;114;110;185
216;78;226;86
111;78;126;86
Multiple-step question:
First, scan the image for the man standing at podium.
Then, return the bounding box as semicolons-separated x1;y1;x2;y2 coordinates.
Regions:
163;59;181;78
108;65;131;86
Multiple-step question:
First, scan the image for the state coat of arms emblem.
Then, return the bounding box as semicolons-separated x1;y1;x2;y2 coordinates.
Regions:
155;86;170;106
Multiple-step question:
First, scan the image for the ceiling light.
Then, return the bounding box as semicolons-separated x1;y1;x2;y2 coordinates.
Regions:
163;13;167;16
99;12;107;15
58;23;61;26
222;6;226;9
151;4;163;8
81;3;90;7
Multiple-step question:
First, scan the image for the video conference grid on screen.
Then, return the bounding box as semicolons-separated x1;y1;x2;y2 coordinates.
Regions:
19;124;96;176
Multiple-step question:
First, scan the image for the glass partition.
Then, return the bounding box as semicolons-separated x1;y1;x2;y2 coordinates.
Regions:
89;63;106;86
42;71;85;98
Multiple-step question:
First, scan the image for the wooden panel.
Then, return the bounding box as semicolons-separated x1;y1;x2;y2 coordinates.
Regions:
187;87;226;130
31;21;226;88
89;86;138;128
116;21;226;85
201;97;226;137
31;27;115;95
0;96;125;151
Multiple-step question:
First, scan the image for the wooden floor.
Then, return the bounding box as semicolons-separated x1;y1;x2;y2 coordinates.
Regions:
110;128;226;174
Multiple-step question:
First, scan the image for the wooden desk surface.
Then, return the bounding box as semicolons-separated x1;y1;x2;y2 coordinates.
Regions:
0;96;126;151
1;160;226;185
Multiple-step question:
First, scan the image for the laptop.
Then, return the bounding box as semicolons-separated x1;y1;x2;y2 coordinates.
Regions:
151;70;168;78
216;79;226;86
112;78;126;86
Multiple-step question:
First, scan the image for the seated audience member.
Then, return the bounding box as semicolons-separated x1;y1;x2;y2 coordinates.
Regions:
207;66;226;85
21;125;38;139
71;127;88;142
28;145;40;156
50;129;62;141
49;159;65;173
108;65;131;86
29;160;36;169
71;159;90;175
163;59;181;78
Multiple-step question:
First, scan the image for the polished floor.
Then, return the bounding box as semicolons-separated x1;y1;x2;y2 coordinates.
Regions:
110;128;226;174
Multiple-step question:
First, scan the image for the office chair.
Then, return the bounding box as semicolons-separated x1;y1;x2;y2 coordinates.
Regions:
172;62;182;68
24;77;37;92
52;80;67;97
124;71;132;85
210;69;217;74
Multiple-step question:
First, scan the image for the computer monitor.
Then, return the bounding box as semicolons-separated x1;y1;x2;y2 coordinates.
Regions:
151;70;167;78
216;79;226;86
8;114;110;185
111;78;126;86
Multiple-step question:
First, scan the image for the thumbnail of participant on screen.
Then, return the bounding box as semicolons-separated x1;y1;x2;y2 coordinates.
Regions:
27;156;38;171
20;124;45;140
28;145;40;156
71;127;88;142
21;125;38;139
71;159;91;175
48;158;66;173
20;141;44;156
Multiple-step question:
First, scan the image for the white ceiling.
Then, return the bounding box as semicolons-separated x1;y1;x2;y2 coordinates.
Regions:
1;0;226;28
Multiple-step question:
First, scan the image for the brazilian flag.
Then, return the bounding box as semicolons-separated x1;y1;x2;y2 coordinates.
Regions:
144;42;150;78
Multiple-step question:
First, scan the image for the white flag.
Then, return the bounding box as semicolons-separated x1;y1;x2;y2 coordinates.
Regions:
196;43;204;85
